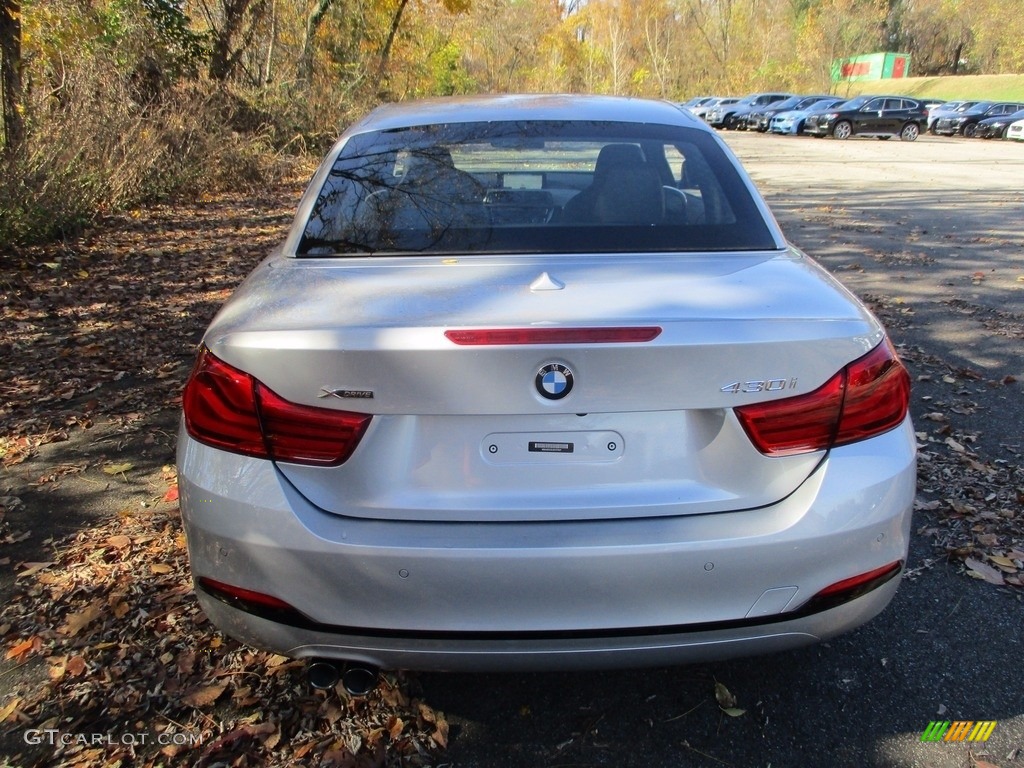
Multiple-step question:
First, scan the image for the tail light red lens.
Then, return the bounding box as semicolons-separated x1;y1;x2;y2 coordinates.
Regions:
183;348;371;466
736;340;910;456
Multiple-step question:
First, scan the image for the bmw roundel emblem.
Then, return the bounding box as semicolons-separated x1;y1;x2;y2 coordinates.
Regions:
536;363;574;400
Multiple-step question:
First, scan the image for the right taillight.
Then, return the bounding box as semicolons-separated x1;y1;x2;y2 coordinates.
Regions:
736;340;910;456
183;347;371;466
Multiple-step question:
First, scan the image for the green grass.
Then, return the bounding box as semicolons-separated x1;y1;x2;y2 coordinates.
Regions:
837;73;1024;102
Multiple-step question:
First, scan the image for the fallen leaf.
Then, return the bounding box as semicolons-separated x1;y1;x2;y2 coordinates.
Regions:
59;600;104;636
0;697;22;722
721;707;747;717
103;462;134;475
17;561;54;579
5;637;36;661
162;485;179;503
988;555;1018;571
714;681;737;709
964;558;1005;586
106;535;131;549
293;741;316;759
432;716;449;748
150;563;173;574
48;657;67;680
260;722;281;749
177;651;196;676
66;656;87;677
418;702;438;724
320;747;358;768
947;499;974;515
181;681;227;708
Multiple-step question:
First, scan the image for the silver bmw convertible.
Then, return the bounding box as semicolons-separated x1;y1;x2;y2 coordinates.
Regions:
178;94;915;683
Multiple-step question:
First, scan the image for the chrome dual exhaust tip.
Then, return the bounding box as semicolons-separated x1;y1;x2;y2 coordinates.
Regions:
307;660;379;696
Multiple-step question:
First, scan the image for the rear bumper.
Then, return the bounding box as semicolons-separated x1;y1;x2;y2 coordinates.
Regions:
178;418;915;671
932;121;961;135
803;120;833;136
196;576;901;672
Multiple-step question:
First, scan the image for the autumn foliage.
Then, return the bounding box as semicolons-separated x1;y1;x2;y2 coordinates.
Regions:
2;0;1024;249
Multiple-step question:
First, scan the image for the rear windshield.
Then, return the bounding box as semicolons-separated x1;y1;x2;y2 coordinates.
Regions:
298;120;776;256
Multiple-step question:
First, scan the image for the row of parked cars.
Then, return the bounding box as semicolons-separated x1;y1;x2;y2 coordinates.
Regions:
681;93;1024;141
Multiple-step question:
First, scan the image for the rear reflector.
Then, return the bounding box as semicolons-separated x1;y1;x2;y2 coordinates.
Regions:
198;577;296;611
736;340;910;456
445;327;662;345
800;561;903;613
198;577;312;625
183;348;371;466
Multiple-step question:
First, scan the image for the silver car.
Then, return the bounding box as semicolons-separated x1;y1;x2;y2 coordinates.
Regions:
179;95;915;684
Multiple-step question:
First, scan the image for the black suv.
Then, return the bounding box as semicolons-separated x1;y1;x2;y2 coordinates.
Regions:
803;95;928;141
933;102;1024;138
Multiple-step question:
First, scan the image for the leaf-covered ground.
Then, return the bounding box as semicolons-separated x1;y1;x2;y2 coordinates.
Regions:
0;179;446;766
0;488;446;768
1;175;1021;767
859;297;1024;589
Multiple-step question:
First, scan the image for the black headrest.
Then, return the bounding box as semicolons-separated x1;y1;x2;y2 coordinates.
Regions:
595;144;646;178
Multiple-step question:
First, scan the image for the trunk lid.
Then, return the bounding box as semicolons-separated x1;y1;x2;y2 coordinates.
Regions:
204;250;883;522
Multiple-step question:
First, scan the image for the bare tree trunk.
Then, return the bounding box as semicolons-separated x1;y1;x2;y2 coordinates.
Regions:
263;0;277;84
209;0;256;81
299;0;335;84
1;0;25;155
378;0;410;79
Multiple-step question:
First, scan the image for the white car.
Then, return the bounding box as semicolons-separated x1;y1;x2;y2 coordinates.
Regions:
178;95;915;690
1007;118;1024;141
692;96;737;121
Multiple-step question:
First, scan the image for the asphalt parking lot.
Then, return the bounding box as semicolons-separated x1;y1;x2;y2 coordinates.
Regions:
426;132;1024;768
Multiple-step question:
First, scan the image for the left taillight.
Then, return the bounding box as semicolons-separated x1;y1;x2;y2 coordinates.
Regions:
183;347;371;466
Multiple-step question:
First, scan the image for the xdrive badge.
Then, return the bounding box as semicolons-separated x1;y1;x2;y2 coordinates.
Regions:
535;363;574;400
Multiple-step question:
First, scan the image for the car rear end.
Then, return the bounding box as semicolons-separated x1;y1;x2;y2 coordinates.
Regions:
178;97;915;672
974;118;1004;139
803;111;834;137
932;116;959;135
